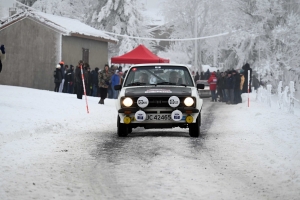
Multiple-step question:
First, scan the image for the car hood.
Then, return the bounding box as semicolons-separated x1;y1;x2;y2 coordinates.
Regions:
125;87;192;97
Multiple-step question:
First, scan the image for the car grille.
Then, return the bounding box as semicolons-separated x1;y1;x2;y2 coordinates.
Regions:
121;96;196;108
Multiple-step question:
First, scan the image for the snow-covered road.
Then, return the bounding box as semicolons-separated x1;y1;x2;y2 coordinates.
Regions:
1;85;300;200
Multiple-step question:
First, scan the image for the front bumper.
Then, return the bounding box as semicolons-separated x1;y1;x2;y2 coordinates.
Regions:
118;107;200;124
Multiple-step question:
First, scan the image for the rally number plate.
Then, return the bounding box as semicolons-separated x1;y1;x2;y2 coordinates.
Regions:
146;114;171;121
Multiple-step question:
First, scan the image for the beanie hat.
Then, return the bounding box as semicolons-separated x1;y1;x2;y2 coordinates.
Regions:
56;64;61;69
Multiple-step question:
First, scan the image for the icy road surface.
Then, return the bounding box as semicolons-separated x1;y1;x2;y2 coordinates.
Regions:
1;86;300;200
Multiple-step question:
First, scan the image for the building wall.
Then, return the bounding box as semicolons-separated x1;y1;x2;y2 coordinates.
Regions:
0;17;60;91
61;36;108;70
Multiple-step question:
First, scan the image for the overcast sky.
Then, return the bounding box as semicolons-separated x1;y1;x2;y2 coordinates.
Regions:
143;0;161;11
0;0;14;7
0;0;164;21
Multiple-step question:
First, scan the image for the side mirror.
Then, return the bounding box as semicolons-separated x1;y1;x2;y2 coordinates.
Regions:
197;84;205;89
114;85;122;90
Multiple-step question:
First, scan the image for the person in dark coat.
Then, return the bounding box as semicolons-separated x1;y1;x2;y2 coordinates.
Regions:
91;67;99;97
194;72;200;83
200;72;205;80
216;72;223;102
220;72;228;102
242;63;252;93
232;70;242;104
204;69;211;80
83;64;91;96
0;44;6;73
54;64;62;92
63;65;69;93
118;66;123;72
75;60;84;99
67;65;74;94
252;75;260;90
226;71;235;104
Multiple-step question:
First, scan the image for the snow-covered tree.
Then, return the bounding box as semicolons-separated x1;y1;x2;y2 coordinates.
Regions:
86;0;152;58
31;0;90;21
225;0;300;85
161;0;235;72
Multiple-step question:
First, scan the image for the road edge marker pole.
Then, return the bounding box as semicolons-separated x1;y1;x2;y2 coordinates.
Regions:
80;64;89;113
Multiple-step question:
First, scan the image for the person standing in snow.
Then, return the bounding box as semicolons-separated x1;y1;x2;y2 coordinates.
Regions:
207;72;218;102
252;74;260;90
58;61;65;92
75;60;84;99
67;65;74;94
63;65;69;93
220;72;228;102
194;72;200;83
216;72;223;102
226;71;235;104
232;70;241;104
54;64;62;92
91;67;99;97
240;69;245;101
204;69;211;80
98;64;112;104
0;44;6;73
111;70;121;99
242;63;252;93
83;63;91;96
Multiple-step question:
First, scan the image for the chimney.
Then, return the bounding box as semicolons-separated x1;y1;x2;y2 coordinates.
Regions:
9;5;17;17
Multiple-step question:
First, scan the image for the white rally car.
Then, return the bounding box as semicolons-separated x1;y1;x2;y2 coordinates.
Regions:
114;64;205;137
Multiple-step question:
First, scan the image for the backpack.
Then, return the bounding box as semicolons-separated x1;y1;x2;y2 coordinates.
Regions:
53;70;57;78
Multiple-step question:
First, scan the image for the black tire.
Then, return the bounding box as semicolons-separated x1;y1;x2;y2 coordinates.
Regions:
189;113;201;137
117;116;129;137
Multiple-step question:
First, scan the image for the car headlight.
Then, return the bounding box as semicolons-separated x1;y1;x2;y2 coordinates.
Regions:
123;97;133;107
184;97;194;107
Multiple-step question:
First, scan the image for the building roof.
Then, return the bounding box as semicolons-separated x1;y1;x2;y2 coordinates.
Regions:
0;10;118;44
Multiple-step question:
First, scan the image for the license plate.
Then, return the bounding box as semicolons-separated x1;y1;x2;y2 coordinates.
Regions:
146;114;171;121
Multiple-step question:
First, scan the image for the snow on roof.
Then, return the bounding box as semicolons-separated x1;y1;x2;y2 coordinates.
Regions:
1;11;118;43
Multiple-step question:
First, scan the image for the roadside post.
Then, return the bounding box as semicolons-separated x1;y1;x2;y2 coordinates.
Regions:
80;64;90;113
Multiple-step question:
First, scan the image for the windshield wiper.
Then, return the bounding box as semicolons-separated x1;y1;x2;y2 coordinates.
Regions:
156;82;176;85
127;82;147;86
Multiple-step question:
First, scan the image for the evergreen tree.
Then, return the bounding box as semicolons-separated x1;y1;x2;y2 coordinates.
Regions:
86;0;152;57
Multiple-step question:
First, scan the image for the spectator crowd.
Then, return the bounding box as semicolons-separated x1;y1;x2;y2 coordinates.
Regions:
53;60;124;105
194;63;260;104
53;60;261;106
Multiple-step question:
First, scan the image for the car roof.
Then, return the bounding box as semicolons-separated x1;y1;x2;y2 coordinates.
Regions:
129;63;189;69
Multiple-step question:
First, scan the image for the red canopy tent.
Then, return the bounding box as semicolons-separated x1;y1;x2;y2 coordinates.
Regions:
111;44;169;64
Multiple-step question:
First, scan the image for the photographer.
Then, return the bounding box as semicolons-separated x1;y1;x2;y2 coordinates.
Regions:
0;45;6;73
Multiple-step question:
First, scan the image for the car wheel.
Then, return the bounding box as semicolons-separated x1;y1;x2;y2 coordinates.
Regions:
189;113;201;137
117;116;129;137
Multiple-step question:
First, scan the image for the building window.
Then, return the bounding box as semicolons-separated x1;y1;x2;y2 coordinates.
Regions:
82;48;89;64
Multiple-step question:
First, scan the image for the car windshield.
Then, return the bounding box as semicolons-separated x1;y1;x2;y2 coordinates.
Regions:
123;66;194;87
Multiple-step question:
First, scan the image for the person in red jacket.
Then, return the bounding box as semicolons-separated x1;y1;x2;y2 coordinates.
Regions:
207;72;218;102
